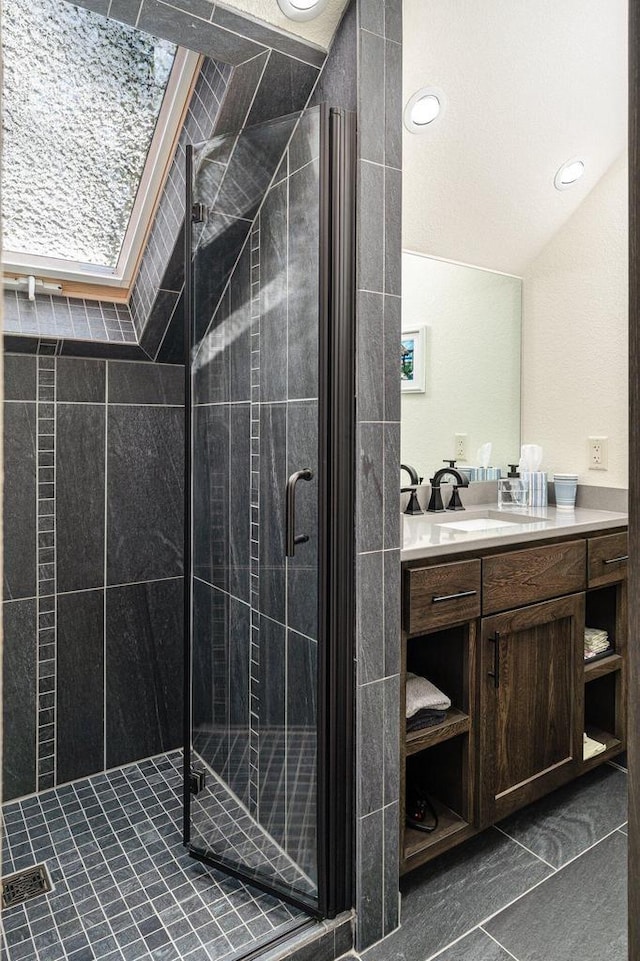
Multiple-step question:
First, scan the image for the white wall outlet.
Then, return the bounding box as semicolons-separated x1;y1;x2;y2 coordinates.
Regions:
588;436;609;470
455;433;467;461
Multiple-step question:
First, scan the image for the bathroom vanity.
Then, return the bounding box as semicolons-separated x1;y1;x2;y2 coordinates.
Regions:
400;506;628;874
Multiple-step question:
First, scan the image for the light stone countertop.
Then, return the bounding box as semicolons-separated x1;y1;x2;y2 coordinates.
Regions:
401;503;628;562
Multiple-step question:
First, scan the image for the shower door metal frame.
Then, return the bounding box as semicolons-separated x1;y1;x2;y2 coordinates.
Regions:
182;105;356;920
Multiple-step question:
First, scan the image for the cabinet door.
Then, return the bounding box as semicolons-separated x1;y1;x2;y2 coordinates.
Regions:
478;593;584;824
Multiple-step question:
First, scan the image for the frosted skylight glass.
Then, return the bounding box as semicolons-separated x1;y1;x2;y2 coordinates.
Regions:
3;0;176;269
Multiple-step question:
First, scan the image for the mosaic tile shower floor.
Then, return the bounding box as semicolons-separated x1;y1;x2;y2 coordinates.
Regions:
1;752;308;961
191;730;317;895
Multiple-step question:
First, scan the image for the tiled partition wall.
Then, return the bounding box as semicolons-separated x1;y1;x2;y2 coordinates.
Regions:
3;353;184;801
354;0;403;950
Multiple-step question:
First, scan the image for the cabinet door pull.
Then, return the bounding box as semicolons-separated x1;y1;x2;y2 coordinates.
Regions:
488;632;501;688
603;555;628;565
431;589;477;604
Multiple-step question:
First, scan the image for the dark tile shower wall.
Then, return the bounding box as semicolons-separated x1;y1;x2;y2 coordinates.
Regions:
2;353;184;801
130;56;233;356
354;0;403;950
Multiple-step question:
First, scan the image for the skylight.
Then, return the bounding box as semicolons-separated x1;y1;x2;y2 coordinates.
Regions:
2;0;198;291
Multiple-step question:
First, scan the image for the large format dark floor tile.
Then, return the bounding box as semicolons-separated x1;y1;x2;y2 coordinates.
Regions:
432;928;515;961
485;830;627;961
498;764;628;868
362;828;552;961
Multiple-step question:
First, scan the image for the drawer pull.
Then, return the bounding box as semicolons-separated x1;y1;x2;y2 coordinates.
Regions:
603;555;628;565
488;631;501;689
432;589;478;604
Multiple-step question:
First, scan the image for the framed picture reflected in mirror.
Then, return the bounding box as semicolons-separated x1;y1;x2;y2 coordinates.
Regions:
401;326;426;392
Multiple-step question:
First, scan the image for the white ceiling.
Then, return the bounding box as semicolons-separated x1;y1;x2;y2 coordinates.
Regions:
207;0;349;50
402;0;628;275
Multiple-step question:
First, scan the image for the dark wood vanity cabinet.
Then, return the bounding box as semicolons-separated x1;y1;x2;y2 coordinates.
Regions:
400;528;627;875
478;593;584;824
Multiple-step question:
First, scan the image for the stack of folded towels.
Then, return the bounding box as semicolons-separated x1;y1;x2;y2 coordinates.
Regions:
583;732;607;760
584;626;610;660
405;673;451;733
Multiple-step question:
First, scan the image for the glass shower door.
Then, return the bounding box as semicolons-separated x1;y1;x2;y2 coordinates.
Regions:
185;108;331;913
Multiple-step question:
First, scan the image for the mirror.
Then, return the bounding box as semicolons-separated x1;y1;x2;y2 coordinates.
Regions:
402;0;628;486
400;253;521;480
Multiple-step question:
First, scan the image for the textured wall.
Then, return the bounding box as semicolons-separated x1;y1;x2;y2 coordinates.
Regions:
354;0;402;950
5;0;325;361
3;354;184;801
522;154;628;488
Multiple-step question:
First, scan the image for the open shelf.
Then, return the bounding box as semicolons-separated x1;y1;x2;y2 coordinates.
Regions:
583;725;623;770
584;586;619;662
584;652;623;681
405;708;470;755
585;725;622;754
403;796;470;862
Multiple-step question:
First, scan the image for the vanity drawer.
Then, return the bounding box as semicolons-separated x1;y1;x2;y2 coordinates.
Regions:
588;532;628;587
482;540;586;614
405;560;481;634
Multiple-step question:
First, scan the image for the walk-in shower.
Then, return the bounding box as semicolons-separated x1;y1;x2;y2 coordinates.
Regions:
183;104;356;922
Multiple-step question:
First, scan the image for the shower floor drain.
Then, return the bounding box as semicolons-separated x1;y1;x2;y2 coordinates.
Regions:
2;864;52;909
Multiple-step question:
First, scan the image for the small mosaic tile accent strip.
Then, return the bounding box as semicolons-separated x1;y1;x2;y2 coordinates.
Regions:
1;752;306;961
249;216;261;818
36;357;57;792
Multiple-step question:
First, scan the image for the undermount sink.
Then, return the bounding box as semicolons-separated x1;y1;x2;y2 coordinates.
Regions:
437;510;545;532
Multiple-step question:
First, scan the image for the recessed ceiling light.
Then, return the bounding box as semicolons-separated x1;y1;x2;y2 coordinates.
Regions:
404;87;446;133
277;0;329;21
554;158;586;190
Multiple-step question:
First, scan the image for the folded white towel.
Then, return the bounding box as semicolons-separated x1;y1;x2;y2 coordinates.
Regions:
583;733;607;761
405;673;451;718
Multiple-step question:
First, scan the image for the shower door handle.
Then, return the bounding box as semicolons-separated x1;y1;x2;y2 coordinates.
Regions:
286;468;314;557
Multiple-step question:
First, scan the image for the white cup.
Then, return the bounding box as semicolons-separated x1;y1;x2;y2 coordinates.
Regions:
553;473;578;510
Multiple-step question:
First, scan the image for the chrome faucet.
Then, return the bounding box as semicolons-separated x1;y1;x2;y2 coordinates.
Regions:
426;462;469;513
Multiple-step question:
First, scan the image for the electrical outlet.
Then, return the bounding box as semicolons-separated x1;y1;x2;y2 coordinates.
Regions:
588;436;609;470
455;434;467;461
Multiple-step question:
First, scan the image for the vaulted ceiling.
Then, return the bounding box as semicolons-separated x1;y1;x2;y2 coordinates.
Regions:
403;0;628;275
